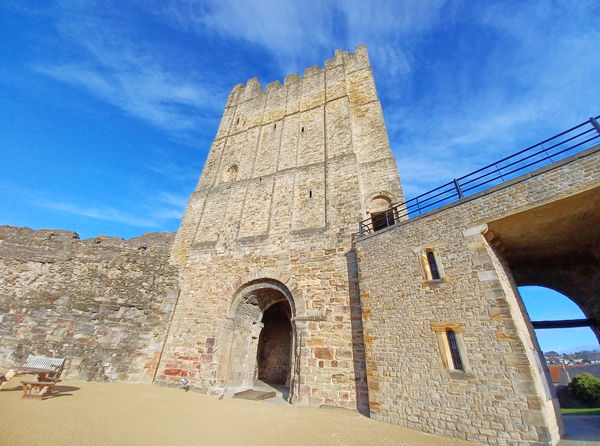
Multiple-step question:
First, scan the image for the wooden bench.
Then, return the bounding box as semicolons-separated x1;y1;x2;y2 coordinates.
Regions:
21;380;59;400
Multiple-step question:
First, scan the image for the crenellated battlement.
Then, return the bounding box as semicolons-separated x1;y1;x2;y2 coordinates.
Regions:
225;45;370;108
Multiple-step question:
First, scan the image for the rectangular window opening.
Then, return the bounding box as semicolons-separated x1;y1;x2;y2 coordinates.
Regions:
447;330;464;371
371;209;395;232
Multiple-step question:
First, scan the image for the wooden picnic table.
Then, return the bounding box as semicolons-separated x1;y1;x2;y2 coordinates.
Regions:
14;367;62;400
14;367;56;382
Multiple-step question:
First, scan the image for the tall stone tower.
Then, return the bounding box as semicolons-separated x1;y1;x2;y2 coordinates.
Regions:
156;45;403;410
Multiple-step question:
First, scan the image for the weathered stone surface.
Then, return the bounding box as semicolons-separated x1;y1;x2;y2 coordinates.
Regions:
156;46;403;414
0;226;179;382
1;44;598;446
355;147;600;446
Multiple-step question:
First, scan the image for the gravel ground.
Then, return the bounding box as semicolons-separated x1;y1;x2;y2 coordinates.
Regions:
0;377;476;446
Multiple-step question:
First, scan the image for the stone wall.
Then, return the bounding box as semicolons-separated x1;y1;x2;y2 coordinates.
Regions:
0;226;179;382
157;46;402;412
355;147;600;445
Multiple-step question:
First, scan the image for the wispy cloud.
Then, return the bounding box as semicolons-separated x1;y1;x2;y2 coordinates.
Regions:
35;56;218;135
32;4;225;137
145;159;201;183
34;199;159;228
158;0;446;78
386;2;600;196
3;183;184;231
148;191;189;220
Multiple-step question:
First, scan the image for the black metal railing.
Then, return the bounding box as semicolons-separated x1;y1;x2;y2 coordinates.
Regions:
358;115;600;236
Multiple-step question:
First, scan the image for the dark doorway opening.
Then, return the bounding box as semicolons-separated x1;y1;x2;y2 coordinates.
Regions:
256;301;292;385
371;209;395;232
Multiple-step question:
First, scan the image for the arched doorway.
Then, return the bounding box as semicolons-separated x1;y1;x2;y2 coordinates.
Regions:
221;279;296;399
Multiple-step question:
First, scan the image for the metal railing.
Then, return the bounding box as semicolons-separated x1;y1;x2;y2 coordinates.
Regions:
358;116;600;236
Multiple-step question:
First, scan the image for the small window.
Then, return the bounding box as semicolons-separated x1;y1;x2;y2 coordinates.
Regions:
420;247;444;282
274;123;277;130
431;323;468;373
308;190;312;198
301;126;305;133
446;329;463;370
371;209;394;231
426;250;440;280
236;117;240;124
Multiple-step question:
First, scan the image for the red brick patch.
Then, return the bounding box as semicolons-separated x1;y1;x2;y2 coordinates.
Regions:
164;369;187;377
315;348;333;359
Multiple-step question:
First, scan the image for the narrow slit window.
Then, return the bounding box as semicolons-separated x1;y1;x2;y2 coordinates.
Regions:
274;123;277;130
446;329;464;371
309;190;312;198
427;250;440;280
236;117;240;124
301;126;305;133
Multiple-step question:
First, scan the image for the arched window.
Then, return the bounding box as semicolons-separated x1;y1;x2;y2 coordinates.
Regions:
446;329;464;371
426;250;440;280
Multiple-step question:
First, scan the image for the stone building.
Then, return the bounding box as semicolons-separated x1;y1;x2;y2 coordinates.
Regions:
155;45;403;412
1;46;599;446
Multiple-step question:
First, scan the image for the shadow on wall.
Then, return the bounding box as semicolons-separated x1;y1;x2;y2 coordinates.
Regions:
346;250;370;416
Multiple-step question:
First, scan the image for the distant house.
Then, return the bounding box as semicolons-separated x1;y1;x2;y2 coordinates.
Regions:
548;364;600;386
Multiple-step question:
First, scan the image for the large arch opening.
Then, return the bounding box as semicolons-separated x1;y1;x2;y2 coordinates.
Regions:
220;279;296;401
519;286;600;394
520;286;599;357
486;186;600;341
485;188;600;438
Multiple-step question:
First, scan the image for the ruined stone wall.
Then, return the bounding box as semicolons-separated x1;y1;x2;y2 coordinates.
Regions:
355;148;600;445
0;226;179;382
157;46;402;411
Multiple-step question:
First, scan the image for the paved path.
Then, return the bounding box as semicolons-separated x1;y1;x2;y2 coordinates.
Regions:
559;416;600;445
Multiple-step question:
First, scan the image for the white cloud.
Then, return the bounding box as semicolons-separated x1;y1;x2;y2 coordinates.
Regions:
5;184;185;229
32;5;224;137
158;0;446;77
145;159;201;183
35;58;218;134
27;1;600;202
33;199;159;228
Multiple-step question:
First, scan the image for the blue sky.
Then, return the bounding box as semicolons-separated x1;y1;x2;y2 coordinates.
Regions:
1;1;599;353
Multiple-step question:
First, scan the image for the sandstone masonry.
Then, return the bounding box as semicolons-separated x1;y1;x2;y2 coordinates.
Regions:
1;46;599;446
0;226;179;382
355;147;600;445
155;46;402;412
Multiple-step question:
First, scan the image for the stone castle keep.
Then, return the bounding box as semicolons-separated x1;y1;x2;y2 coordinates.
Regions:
2;46;600;446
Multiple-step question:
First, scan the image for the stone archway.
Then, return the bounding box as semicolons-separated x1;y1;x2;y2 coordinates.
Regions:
486;187;600;342
219;279;296;399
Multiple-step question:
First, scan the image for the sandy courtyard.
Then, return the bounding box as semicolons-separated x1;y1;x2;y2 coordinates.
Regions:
0;377;476;446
